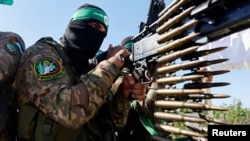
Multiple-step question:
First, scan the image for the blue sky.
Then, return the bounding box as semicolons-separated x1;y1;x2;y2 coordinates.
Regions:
0;0;249;108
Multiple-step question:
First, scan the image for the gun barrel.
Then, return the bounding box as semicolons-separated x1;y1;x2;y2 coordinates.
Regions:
155;124;203;137
157;74;204;85
154;112;206;123
155;101;228;111
156;89;204;96
158;20;198;43
157;46;199;64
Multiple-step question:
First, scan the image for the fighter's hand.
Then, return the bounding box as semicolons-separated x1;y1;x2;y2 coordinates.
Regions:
107;44;130;68
121;74;147;101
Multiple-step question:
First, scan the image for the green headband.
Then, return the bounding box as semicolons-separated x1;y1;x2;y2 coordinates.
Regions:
71;7;109;30
124;40;133;51
96;50;104;56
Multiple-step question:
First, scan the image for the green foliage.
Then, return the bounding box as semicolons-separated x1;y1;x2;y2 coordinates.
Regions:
214;99;250;124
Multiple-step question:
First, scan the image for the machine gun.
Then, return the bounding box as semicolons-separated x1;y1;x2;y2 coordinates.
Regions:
93;0;249;140
117;0;250;140
131;0;250;79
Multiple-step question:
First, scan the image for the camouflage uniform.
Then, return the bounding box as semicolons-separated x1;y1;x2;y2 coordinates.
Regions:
0;31;25;141
15;37;130;141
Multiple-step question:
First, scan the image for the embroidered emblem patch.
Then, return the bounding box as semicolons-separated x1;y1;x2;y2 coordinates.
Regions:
34;57;65;81
6;37;24;55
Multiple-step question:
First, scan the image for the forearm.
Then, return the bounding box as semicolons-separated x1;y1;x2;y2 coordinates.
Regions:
109;89;130;129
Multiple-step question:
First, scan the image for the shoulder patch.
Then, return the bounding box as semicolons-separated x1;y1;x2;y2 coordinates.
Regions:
6;37;24;55
34;57;65;81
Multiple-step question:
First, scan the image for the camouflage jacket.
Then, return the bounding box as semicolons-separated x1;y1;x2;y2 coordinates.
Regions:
15;37;128;130
0;32;24;85
0;31;25;141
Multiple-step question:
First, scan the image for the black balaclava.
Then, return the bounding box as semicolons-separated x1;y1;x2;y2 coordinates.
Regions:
63;3;109;74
